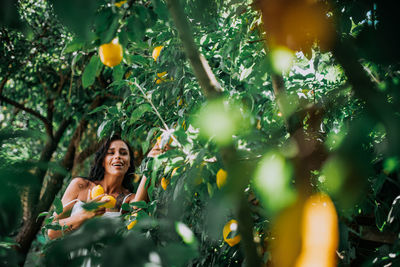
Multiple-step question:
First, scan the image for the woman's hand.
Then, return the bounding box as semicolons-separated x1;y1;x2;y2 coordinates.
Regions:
148;137;173;157
82;191;108;218
78;206;106;220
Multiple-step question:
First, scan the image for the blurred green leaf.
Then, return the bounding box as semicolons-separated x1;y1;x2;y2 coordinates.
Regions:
54;197;63;215
82;55;102;88
129;201;148;209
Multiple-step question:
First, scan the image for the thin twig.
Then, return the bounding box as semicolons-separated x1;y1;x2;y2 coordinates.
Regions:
133;79;184;151
247;38;266;44
133;79;169;130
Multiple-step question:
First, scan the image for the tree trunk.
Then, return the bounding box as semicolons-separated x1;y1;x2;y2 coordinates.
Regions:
15;97;105;266
15;128;80;266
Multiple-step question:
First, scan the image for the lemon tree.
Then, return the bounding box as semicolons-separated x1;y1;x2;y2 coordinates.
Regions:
1;0;400;266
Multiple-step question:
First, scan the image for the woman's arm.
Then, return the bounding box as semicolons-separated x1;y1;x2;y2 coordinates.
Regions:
48;178;105;240
129;142;165;204
132;176;149;203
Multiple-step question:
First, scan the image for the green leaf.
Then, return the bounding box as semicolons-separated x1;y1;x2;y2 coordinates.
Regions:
88;105;108;115
37;212;49;219
126;16;145;42
130;104;152;124
121;203;131;212
141;127;158;153
151;0;168;20
127;55;148;66
63;38;84;54
118;30;129;47
44;216;54;225
239;64;254;81
46;223;63;231
100;16;120;44
82;201;102;211
82;55;101;88
112;64;125;81
97;120;111;138
129;201;148;209
50;0;100;40
207;182;213;197
54;197;63;215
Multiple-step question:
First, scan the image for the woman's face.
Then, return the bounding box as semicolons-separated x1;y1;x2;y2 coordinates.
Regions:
103;140;131;177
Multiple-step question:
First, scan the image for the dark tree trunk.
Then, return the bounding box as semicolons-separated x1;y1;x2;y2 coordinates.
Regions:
15;97;105;266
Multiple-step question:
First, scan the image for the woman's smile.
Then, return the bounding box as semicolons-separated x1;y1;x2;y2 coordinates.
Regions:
103;140;131;175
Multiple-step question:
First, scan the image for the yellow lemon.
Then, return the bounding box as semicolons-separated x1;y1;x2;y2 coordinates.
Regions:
161;177;169;190
114;0;127;7
223;219;241;247
91;185;104;199
127;220;137;230
295;193;339;267
216;169;227;189
99;38;123;67
155;71;167;84
99;195;117;209
152;46;164;61
157;71;167;78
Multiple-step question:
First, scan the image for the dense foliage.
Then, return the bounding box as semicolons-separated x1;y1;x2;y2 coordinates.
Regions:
1;0;399;266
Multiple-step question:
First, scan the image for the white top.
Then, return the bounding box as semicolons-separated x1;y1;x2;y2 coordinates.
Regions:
68;193;132;218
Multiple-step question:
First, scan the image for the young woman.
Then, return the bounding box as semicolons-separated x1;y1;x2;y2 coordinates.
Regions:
48;135;158;239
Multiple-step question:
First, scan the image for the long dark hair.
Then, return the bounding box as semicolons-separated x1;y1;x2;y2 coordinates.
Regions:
88;135;135;192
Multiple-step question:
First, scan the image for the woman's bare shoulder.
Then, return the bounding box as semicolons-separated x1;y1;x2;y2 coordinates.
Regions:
69;177;93;190
66;177;96;198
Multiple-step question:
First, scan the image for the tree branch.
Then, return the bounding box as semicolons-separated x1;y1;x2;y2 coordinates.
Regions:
16;95;107;260
0;76;8;96
56;72;66;95
332;37;400;155
75;140;102;164
165;1;261;265
0;94;53;136
360;226;396;244
54;118;73;142
165;0;223;98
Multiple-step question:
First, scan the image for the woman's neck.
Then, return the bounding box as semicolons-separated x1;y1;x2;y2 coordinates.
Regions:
100;173;124;194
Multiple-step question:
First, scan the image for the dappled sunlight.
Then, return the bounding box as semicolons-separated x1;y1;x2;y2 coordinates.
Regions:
195;98;250;146
253;151;296;214
271;46;295;73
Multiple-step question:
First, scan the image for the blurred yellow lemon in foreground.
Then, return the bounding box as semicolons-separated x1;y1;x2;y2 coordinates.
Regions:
216;169;227;189
152;46;164;61
99;38;123;67
223;219;241;247
99;195;116;209
295;193;338;267
91;185;104;199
